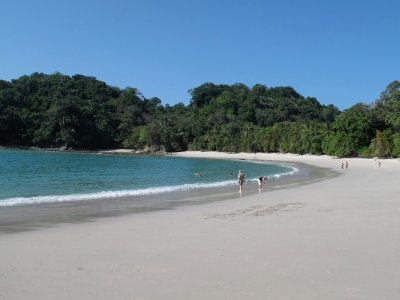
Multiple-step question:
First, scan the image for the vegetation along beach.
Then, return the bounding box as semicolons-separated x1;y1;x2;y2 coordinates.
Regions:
1;67;400;300
1;73;400;158
2;1;400;299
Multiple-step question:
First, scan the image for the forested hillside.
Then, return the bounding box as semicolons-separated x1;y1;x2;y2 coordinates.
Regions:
1;73;399;157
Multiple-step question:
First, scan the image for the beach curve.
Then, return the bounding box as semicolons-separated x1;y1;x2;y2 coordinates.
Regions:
1;151;400;300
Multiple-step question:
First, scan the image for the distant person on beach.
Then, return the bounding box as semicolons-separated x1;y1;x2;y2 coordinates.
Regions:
257;176;267;190
378;160;381;168
345;161;349;171
237;170;245;192
341;162;344;170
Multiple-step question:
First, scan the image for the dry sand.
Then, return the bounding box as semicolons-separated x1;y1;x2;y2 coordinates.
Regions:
1;152;400;300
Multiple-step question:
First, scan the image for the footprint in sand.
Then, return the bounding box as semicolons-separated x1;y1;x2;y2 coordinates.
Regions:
205;203;304;219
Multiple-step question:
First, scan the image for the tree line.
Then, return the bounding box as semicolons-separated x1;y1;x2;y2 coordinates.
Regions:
0;72;399;157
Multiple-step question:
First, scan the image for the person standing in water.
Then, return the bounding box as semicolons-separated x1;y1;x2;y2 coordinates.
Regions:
237;170;245;192
257;176;267;190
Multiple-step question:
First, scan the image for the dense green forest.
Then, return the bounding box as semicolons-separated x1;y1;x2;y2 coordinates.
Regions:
1;72;399;157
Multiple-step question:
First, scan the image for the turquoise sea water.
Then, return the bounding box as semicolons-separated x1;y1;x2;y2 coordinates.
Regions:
0;149;294;207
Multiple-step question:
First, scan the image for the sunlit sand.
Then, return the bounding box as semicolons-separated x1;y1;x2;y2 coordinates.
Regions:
2;152;399;300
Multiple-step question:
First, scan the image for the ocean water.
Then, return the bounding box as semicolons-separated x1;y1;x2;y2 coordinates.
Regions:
0;149;295;207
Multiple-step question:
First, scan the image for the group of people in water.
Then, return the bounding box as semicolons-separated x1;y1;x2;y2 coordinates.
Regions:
195;169;268;193
237;170;267;192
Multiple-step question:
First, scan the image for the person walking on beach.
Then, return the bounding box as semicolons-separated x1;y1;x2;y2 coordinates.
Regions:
237;170;245;192
345;161;349;171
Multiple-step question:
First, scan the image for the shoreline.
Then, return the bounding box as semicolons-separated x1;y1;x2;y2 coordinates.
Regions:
3;145;400;160
0;153;335;234
0;146;163;155
1;151;400;299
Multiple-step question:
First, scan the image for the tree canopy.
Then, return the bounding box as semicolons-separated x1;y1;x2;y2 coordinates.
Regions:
0;73;399;157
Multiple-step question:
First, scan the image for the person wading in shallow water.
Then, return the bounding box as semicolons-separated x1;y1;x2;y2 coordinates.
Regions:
237;170;245;192
257;176;267;190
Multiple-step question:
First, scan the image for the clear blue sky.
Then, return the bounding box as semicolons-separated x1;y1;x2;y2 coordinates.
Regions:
1;0;399;110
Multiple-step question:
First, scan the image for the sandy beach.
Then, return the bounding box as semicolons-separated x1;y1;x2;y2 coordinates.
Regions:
1;152;400;300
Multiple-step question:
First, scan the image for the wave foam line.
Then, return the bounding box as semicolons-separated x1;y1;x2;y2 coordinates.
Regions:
246;166;299;182
271;166;299;178
0;180;238;207
0;166;299;207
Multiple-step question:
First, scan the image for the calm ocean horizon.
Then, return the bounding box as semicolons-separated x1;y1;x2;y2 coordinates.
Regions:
0;149;296;207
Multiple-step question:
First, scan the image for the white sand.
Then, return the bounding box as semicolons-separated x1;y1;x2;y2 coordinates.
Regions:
1;152;400;300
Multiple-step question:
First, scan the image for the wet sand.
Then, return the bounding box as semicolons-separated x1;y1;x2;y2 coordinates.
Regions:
1;152;400;300
0;159;333;234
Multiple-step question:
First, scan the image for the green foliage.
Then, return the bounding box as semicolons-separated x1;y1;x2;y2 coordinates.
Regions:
377;80;400;130
321;104;373;157
188;83;227;108
1;73;399;157
369;130;391;157
0;73;152;149
391;133;400;157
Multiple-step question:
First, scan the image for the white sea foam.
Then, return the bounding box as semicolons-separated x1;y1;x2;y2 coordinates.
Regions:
0;180;236;207
246;165;299;182
271;166;299;178
0;165;299;207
